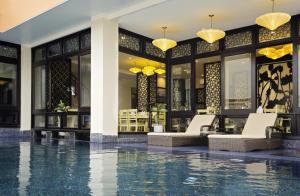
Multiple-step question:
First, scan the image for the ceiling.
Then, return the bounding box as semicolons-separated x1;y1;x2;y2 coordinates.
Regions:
0;0;300;45
0;0;165;46
119;52;165;75
119;0;300;41
0;0;67;33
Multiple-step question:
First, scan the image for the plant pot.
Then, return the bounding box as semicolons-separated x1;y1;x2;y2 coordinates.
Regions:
153;124;163;132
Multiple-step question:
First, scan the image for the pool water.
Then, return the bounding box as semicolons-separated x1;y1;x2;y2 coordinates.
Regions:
1;140;300;195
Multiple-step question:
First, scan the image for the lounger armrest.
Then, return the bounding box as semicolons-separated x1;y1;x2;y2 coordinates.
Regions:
200;125;214;133
266;126;283;139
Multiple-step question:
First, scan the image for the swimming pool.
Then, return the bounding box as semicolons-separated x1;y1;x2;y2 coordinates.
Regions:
1;139;300;195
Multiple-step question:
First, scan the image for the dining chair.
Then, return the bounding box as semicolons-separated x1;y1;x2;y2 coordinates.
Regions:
119;110;128;132
128;109;138;132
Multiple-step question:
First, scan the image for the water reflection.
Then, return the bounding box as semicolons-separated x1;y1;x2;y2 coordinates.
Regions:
0;140;300;195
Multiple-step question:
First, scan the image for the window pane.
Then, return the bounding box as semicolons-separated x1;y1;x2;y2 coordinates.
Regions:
80;54;91;107
0;62;17;106
298;45;300;107
225;53;251;109
34;65;46;109
171;63;191;111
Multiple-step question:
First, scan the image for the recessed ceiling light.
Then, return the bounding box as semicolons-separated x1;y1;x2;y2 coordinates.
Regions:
0;0;68;33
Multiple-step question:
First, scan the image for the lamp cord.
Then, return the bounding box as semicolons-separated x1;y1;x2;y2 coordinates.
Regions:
272;0;275;12
209;14;214;28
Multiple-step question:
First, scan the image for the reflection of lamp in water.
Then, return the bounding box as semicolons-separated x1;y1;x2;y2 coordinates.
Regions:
0;80;7;85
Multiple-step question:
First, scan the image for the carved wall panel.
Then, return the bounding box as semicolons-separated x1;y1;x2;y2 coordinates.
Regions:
259;23;291;43
149;75;157;105
257;61;293;113
137;74;148;111
171;44;191;58
196;41;219;54
145;42;166;58
119;33;140;51
64;37;79;54
225;31;252;49
205;62;221;113
0;45;18;58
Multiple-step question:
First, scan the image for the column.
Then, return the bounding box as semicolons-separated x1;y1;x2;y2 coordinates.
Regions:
90;17;119;143
20;46;32;135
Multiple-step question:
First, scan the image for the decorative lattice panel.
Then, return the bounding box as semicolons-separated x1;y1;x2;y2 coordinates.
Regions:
171;44;191;58
81;33;91;49
0;45;17;58
119;33;140;51
225;31;252;49
64;37;79;54
259;22;291;43
145;42;166;58
205;62;221;113
34;47;46;62
137;74;148;111
49;60;71;110
47;42;61;58
196;40;219;54
148;75;157;105
257;61;293;113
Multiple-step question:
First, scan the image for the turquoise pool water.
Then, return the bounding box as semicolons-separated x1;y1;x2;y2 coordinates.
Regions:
0;140;300;195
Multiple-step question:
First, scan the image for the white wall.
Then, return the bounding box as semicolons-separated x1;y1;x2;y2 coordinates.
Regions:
20;46;32;131
119;73;136;110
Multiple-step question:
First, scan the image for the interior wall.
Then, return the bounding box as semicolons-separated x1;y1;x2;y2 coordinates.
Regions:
118;73;136;110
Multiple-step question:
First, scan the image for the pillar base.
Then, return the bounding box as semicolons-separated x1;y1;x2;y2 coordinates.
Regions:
90;133;118;143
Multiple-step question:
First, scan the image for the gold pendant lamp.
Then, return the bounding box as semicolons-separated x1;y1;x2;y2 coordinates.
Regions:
152;27;177;52
256;0;291;31
196;14;225;44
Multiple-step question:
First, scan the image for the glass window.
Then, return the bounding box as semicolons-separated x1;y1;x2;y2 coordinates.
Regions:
34;65;46;109
224;118;247;134
0;62;17;106
34;115;45;128
80;54;91;107
171;63;191;111
298;45;300;107
81;115;90;129
157;74;166;104
225;53;252;110
171;117;191;132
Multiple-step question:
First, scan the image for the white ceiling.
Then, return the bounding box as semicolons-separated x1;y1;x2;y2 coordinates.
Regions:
0;0;300;45
0;0;165;46
119;0;300;41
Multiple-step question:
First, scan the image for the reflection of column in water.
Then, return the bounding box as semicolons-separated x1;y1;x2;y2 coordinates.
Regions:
18;142;31;196
89;147;118;194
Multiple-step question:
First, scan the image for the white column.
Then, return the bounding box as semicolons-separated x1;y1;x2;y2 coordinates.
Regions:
91;18;119;140
20;46;32;131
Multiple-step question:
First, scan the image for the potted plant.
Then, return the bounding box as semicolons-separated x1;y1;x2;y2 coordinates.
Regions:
151;103;167;132
54;100;70;127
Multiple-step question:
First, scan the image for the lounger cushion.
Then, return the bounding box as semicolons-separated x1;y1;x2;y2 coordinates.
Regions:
242;113;277;138
186;114;215;134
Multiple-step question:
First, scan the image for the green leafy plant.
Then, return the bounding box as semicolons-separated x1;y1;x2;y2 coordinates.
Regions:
54;100;70;112
151;103;167;124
